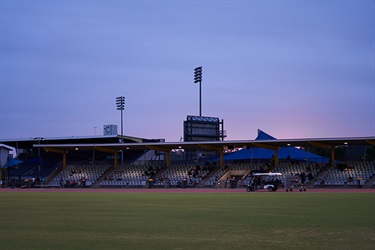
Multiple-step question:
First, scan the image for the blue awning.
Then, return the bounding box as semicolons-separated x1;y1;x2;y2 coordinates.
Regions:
220;130;329;163
2;158;23;168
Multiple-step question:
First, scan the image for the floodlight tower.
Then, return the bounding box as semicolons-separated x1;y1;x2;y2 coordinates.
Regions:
194;66;203;117
116;96;125;142
116;96;125;165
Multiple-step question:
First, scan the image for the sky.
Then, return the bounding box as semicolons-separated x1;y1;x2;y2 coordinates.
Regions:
0;0;374;142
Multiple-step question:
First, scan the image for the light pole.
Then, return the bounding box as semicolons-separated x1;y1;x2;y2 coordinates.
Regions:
116;96;125;165
33;137;45;178
194;66;203;116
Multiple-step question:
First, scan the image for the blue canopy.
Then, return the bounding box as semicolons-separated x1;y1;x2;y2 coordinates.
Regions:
2;158;23;168
223;130;329;163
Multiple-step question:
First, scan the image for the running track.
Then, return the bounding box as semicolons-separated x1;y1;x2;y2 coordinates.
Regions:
0;188;374;193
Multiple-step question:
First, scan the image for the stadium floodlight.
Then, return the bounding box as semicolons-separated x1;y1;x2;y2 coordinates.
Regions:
116;96;125;141
193;66;203;116
194;66;202;83
116;96;125;165
116;96;125;110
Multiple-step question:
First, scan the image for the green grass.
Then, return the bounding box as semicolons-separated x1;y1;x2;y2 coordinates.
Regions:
0;192;374;250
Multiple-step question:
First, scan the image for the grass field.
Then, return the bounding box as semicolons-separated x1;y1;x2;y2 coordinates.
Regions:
0;191;374;250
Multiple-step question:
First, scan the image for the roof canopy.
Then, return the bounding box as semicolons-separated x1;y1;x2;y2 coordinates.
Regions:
223;130;330;162
31;134;374;153
1;130;373;156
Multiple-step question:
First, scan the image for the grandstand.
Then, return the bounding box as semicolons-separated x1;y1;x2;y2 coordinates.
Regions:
45;159;375;189
1;133;374;189
2;158;375;189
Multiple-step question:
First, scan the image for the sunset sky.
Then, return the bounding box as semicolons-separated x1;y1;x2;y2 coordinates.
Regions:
1;0;374;142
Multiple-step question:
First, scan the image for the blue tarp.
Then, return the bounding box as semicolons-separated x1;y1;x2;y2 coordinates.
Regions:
224;146;328;162
222;130;329;163
2;158;23;168
255;129;277;140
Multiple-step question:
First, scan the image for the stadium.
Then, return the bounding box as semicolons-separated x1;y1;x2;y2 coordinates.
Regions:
1;1;374;249
1;127;374;190
1;124;375;249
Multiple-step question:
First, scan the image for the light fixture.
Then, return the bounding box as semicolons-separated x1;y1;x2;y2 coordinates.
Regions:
194;66;203;116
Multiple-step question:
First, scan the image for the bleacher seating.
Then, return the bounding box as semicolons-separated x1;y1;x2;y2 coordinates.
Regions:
50;164;111;187
315;161;375;186
157;164;210;187
100;164;153;187
48;160;375;188
275;162;321;185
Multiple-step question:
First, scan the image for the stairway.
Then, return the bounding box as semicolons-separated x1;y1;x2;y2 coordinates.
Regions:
196;168;222;188
45;162;63;185
364;174;375;188
92;167;115;188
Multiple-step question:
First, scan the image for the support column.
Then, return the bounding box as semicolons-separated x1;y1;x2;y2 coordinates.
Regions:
114;152;118;168
198;144;225;167
145;146;171;168
219;150;224;167
253;143;279;168
166;151;171;168
330;145;335;166
44;147;68;169
63;152;67;169
274;149;279;167
94;147;120;169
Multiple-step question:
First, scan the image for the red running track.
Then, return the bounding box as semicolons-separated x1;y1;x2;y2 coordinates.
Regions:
0;188;374;193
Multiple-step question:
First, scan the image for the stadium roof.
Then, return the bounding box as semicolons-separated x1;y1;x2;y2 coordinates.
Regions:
32;136;375;152
1;130;372;168
0;135;157;149
1;129;373;153
1;130;374;167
